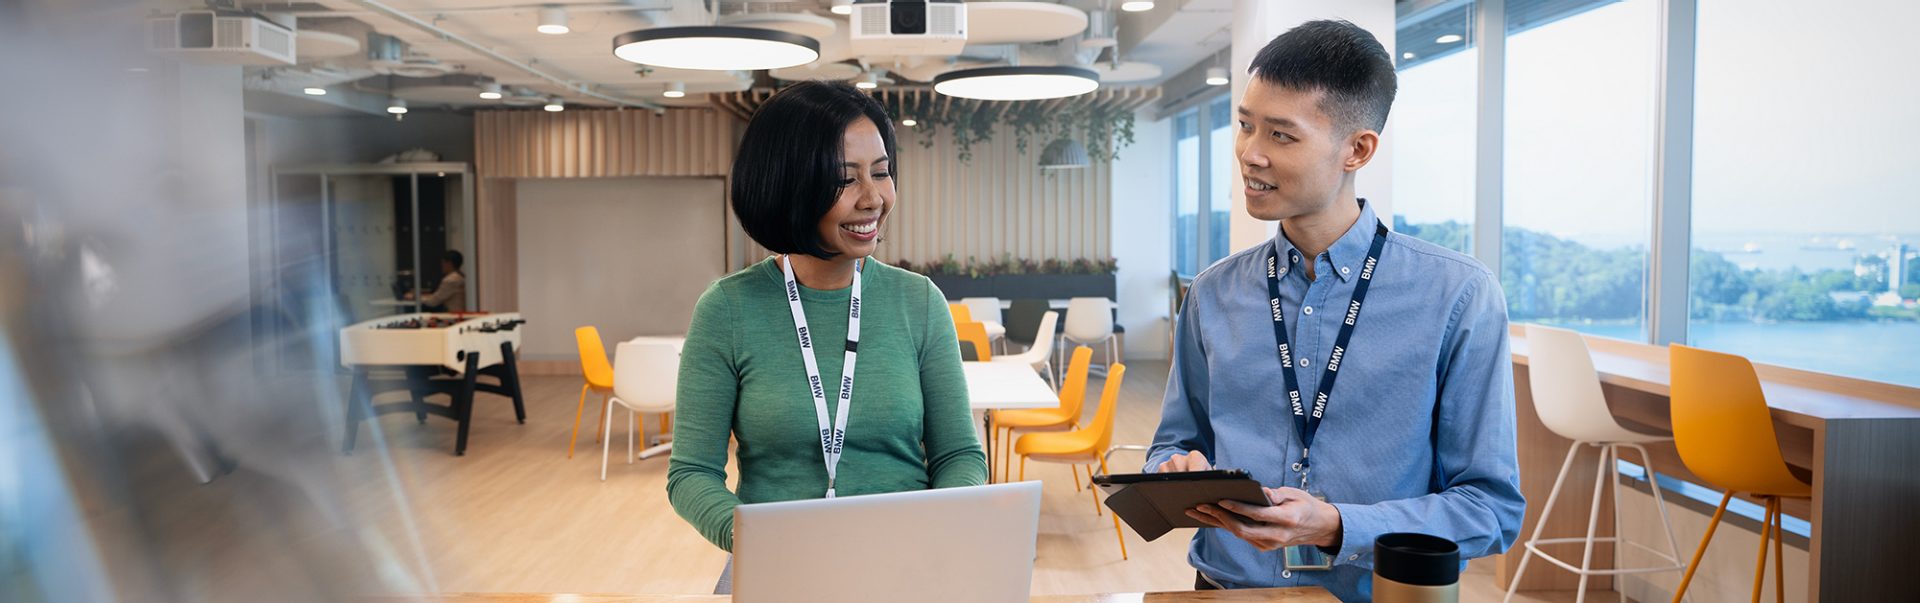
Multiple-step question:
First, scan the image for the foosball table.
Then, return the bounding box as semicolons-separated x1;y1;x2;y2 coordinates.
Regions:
338;312;527;456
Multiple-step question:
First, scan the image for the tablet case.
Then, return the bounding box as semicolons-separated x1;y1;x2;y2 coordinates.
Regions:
1094;471;1270;541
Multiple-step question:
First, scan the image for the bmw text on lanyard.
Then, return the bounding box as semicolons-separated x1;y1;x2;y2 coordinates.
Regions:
781;255;864;499
1266;220;1389;491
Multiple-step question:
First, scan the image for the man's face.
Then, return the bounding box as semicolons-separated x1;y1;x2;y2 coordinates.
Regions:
1233;79;1368;221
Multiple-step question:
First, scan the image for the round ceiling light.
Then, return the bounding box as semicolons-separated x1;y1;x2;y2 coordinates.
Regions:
933;66;1099;101
612;26;820;71
479;82;503;100
538;7;570;35
663;82;686;98
304;87;327;96
1120;1;1156;12
1436;34;1463;44
544;97;565;112
1205;67;1229;86
830;0;854;16
387;98;408;114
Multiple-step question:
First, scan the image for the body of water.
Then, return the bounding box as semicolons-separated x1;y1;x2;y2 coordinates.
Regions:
1543;320;1920;388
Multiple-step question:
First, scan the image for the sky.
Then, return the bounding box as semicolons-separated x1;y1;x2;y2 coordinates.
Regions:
1389;0;1920;241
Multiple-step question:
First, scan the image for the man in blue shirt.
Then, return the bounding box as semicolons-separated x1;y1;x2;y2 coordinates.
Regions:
1146;20;1524;601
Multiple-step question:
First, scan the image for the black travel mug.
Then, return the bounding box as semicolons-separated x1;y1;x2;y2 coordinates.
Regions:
1372;532;1460;603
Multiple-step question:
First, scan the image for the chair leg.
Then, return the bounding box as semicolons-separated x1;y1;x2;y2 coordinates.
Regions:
1092;459;1108;517
627;407;635;465
1623;443;1691;599
595;393;609;443
1671;491;1735;603
1071;464;1082;492
600;397;617;481
1573;443;1610;603
1750;497;1775;603
659;413;671;441
1019;456;1027;481
1102;457;1125;560
1505;440;1585;603
569;383;590;459
1772;497;1784;603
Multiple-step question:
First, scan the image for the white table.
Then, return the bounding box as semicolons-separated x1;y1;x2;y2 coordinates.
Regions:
624;335;687;350
963;361;1058;482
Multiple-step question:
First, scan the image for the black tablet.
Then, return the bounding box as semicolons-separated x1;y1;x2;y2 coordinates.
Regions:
1092;469;1271;541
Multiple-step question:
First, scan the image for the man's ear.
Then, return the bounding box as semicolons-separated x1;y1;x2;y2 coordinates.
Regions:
1343;129;1380;173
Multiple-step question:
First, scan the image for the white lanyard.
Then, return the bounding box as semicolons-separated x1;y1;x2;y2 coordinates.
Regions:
780;255;863;498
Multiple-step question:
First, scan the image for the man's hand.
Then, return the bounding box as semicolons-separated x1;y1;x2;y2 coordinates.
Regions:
1184;486;1343;552
1156;450;1211;473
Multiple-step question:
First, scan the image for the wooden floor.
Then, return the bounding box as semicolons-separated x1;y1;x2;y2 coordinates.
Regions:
111;358;1622;601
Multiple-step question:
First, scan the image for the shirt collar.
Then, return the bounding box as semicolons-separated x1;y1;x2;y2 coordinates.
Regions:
1269;198;1379;283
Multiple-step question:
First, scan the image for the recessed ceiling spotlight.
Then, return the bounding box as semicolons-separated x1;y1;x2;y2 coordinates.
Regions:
1204;67;1228;86
663;82;687;98
1436;34;1463;44
830;0;853;16
538;6;570;35
479;82;503;100
304;87;327;96
855;71;879;90
1120;1;1155;12
544;97;565;112
901;117;917;127
387;98;408;114
1403;52;1417;60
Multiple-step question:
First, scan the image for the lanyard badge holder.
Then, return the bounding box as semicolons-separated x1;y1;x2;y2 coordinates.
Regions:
1267;221;1388;572
781;256;864;499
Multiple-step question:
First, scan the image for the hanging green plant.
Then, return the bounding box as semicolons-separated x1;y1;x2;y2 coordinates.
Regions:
880;89;1145;166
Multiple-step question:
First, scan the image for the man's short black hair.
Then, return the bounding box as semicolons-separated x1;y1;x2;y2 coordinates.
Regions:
443;249;463;271
1249;19;1397;135
731;80;896;259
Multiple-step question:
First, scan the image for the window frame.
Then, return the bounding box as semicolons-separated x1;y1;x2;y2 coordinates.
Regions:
1170;91;1234;279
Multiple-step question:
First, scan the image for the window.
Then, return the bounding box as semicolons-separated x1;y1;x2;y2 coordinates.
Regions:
1687;0;1920;387
1391;1;1477;254
1171;94;1234;277
1501;0;1659;340
1173;111;1201;276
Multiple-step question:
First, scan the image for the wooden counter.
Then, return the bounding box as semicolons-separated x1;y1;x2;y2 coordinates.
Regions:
366;587;1338;602
1500;326;1920;601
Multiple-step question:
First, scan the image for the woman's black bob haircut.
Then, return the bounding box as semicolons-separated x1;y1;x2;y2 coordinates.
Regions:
730;80;897;260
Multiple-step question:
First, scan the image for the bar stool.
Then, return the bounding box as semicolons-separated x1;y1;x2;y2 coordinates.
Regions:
1505;325;1689;603
1668;345;1812;603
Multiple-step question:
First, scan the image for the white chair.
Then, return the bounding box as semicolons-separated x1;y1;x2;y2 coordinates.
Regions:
1062;297;1117;370
960;297;1007;355
1504;325;1689;603
604;340;679;481
991;311;1058;388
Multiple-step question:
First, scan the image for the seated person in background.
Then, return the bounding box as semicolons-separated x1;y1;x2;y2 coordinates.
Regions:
1145;20;1524;601
404;249;466;313
665;81;986;593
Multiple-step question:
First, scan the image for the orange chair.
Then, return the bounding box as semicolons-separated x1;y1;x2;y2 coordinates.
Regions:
995;346;1093;483
1667;345;1813;603
956;320;993;361
570;326;617;459
949;303;973;325
1014;362;1129;559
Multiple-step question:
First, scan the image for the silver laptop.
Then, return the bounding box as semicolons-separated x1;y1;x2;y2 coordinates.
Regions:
732;481;1043;603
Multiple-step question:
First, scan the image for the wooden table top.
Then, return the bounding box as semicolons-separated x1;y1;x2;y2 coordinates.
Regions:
1507;327;1920;429
363;587;1338;602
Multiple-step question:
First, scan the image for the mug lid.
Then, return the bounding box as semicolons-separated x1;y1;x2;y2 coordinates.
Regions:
1374;532;1460;587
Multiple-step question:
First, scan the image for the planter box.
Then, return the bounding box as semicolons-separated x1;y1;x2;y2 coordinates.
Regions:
927;275;997;299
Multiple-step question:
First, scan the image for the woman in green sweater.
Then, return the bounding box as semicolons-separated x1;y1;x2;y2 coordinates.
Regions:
666;81;988;581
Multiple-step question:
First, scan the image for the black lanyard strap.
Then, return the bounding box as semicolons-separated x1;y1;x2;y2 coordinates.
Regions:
1266;220;1390;480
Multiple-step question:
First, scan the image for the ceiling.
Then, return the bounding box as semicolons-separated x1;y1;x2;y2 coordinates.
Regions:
223;0;1236;116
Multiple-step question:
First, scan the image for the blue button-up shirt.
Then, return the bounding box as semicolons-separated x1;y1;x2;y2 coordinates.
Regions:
1146;200;1524;601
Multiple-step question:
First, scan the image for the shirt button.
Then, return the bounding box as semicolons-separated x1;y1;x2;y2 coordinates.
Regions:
1340;266;1351;275
1291;254;1300;263
1349;554;1360;561
1299;358;1310;367
1303;306;1314;315
1278;268;1287;277
1282;570;1293;579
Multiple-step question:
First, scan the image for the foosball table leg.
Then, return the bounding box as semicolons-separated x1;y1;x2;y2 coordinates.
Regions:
453;352;480;456
501;341;527;424
343;369;370;455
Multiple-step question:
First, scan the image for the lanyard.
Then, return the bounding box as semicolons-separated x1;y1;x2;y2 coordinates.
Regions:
780;255;864;498
1266;220;1389;489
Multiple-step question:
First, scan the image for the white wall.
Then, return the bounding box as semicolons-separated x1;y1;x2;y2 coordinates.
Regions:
1111;111;1175;361
513;177;727;360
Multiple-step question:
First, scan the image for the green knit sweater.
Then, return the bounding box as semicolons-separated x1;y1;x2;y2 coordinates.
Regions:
666;257;987;551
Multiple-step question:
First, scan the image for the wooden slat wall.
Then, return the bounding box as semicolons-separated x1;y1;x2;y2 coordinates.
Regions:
881;119;1112;266
473;108;737;309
